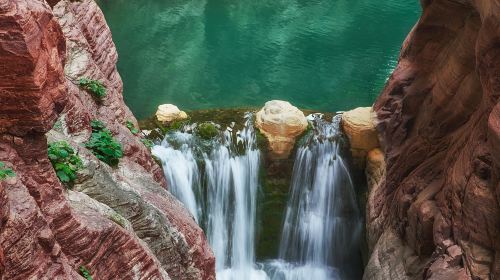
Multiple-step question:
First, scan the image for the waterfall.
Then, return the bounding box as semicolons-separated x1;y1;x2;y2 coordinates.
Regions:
268;114;363;280
153;113;362;280
152;113;267;280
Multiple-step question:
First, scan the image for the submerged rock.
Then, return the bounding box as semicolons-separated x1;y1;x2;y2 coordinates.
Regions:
341;107;379;167
256;100;308;159
156;104;188;123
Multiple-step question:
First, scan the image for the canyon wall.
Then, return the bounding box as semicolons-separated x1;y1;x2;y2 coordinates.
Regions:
364;0;499;279
0;0;215;279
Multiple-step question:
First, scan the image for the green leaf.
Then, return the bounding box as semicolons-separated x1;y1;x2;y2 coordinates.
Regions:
85;120;123;166
0;161;16;181
56;170;70;182
48;141;82;187
78;77;107;100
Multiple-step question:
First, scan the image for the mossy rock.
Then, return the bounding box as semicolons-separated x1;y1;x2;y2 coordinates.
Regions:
196;122;219;140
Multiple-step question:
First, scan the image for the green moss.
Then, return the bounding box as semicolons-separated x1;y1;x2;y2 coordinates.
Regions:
141;138;154;149
255;128;268;150
109;212;128;228
256;167;293;260
196;122;219;140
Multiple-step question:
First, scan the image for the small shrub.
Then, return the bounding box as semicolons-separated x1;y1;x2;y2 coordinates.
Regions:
85;120;123;166
79;78;107;99
0;162;15;180
79;266;93;280
196;122;218;140
141;138;154;148
125;120;139;135
48;141;83;186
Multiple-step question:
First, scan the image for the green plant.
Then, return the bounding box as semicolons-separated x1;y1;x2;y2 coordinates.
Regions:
0;162;15;180
79;265;93;280
141;138;154;148
126;120;139;135
79;78;107;99
85;120;123;166
48;141;83;185
196;122;218;140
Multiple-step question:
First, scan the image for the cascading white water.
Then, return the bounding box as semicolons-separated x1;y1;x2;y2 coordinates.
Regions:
152;113;267;280
153;113;362;280
269;114;363;280
153;132;202;222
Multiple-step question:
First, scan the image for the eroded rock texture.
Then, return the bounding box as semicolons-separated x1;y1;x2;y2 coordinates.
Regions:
0;1;215;279
365;0;500;279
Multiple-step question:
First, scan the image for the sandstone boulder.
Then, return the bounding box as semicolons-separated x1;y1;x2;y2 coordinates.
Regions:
341;107;379;167
255;100;308;159
156;104;188;123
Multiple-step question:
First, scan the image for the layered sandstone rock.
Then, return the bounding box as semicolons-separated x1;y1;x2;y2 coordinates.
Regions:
364;0;500;279
341;107;379;167
156;104;189;123
0;1;215;279
256;100;308;159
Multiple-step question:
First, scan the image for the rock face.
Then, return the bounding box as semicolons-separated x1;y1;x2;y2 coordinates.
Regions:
341;107;380;167
256;100;308;159
0;1;215;280
364;0;500;279
156;104;189;123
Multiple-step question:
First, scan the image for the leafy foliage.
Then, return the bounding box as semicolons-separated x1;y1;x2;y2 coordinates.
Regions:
196;122;219;140
79;266;93;280
126;120;139;135
85;120;123;166
0;162;15;181
48;141;83;185
141;138;154;148
79;78;107;99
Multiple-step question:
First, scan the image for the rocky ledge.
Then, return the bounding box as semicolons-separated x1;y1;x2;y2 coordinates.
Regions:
0;1;215;279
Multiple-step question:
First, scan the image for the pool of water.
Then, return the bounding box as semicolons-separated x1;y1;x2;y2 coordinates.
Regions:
98;0;420;119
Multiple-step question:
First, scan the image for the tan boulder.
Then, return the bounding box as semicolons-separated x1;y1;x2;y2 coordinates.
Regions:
342;107;379;167
155;104;188;123
256;100;308;159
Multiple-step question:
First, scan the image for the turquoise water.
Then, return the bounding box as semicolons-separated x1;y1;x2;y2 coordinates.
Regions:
99;0;420;119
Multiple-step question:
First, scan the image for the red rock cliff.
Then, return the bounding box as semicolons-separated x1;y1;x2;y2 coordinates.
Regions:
0;0;215;279
364;0;499;279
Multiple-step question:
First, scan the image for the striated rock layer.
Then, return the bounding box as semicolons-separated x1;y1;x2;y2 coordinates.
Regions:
365;0;500;279
0;1;215;279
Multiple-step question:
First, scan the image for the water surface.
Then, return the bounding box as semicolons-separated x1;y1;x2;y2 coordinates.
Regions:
99;0;420;119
